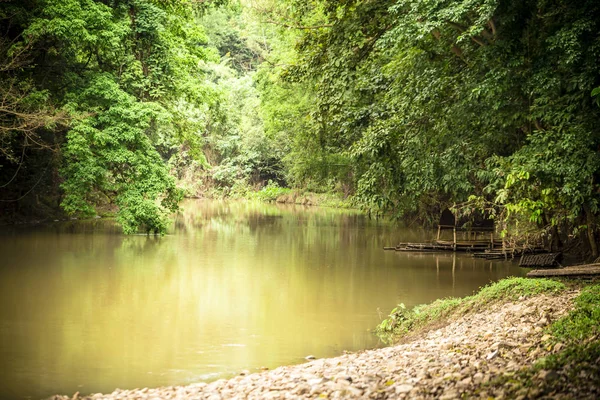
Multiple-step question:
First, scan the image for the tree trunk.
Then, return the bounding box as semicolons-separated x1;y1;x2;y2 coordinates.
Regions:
550;225;561;252
583;204;598;259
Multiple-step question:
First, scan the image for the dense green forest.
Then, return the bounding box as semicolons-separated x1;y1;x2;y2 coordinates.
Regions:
1;0;599;256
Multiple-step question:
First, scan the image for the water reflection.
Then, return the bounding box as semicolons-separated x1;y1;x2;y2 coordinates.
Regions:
0;200;525;399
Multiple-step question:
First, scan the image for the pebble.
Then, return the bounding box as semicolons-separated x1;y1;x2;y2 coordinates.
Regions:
538;369;559;381
395;384;413;394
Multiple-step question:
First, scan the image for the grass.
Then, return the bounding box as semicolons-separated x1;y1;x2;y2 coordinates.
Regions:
551;283;600;342
376;277;566;342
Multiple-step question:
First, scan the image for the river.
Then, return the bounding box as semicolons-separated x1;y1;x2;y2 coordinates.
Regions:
0;200;525;399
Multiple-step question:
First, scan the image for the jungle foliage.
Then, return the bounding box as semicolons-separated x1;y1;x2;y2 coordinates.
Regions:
0;0;221;233
0;0;258;233
1;0;599;249
252;0;600;256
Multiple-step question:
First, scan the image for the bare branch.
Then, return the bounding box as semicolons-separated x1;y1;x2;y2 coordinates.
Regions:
0;78;69;157
446;20;489;47
261;19;333;30
488;18;497;37
248;4;332;30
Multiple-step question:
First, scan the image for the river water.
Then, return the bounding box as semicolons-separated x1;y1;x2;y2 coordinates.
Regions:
0;200;525;399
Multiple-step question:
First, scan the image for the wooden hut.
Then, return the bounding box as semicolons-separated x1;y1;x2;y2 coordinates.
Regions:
436;208;495;250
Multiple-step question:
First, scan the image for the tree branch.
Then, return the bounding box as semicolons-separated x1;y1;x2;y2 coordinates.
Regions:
262;19;333;30
446;20;489;47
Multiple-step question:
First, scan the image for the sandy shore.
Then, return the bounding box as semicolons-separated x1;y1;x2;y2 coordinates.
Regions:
50;289;598;399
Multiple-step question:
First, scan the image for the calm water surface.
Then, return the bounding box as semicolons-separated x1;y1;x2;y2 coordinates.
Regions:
0;200;525;399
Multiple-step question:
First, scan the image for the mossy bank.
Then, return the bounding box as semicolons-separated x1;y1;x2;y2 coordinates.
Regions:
377;277;600;398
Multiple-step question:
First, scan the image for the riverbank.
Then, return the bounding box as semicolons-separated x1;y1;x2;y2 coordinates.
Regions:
48;278;600;399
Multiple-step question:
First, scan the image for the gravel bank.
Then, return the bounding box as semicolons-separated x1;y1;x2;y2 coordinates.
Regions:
51;290;593;400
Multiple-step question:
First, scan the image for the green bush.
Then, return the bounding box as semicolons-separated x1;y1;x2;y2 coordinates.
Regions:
252;181;291;202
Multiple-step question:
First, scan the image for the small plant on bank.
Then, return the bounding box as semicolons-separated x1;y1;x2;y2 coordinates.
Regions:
252;181;291;202
378;303;408;332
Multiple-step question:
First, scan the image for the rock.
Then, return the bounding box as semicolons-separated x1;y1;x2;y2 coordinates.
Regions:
528;388;542;397
308;377;327;386
343;386;363;397
553;342;564;352
486;350;499;360
538;369;559;381
334;379;350;391
305;355;316;360
395;384;414;394
334;375;353;383
457;377;472;388
293;385;310;395
439;389;460;400
536;317;549;327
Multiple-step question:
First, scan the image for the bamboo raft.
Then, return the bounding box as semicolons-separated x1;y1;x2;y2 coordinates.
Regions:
384;240;502;253
384;241;549;258
519;253;562;268
472;248;552;261
384;242;454;252
527;263;600;278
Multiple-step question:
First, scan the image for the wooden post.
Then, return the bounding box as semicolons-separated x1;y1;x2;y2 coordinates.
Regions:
437;225;441;241
453;227;457;251
452;253;456;289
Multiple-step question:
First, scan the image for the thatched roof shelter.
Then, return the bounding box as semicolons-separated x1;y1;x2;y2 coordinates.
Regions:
438;208;494;232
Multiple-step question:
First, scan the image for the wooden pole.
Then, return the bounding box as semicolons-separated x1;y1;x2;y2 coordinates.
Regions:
453;227;457;251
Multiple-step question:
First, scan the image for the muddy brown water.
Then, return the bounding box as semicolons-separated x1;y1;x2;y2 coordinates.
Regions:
0;200;525;399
